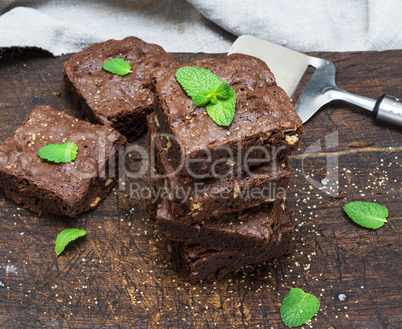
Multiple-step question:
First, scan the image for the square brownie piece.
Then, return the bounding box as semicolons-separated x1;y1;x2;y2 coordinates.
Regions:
167;211;294;283
148;114;290;221
0;106;127;217
63;36;178;142
153;53;303;179
155;199;285;252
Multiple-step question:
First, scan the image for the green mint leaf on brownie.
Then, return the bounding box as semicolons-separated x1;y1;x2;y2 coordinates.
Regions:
55;228;87;256
215;82;232;100
175;66;236;126
206;87;236;126
176;66;221;98
102;58;132;76
280;288;320;328
193;89;215;107
38;142;78;163
343;201;388;229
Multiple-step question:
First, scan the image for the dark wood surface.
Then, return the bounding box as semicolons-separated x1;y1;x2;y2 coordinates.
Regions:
0;48;401;329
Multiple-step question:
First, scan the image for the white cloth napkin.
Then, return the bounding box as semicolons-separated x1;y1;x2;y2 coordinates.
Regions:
0;0;401;56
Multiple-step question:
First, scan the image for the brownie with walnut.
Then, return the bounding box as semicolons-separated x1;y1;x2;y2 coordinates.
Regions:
147;113;291;221
167;210;294;284
63;36;178;142
152;53;303;179
0;106;127;217
155;198;286;252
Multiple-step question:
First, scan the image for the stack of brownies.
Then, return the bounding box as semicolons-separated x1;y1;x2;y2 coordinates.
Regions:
0;35;304;282
148;54;303;283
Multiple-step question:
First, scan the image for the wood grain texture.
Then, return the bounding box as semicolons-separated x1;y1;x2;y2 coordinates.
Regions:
0;48;401;328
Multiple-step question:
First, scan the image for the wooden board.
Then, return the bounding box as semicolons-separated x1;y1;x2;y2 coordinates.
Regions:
0;48;401;328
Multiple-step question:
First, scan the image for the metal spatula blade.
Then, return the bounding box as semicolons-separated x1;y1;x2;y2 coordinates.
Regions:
228;35;402;127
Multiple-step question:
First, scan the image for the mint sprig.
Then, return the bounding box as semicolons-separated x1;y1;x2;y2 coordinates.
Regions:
206;88;236;127
175;66;236;126
102;58;132;76
55;228;87;256
38;142;78;163
280;288;320;328
343;201;388;229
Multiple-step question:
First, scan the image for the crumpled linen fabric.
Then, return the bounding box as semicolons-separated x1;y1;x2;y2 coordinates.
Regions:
0;0;401;56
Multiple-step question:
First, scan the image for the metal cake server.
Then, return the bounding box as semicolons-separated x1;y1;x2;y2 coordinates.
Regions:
228;35;402;127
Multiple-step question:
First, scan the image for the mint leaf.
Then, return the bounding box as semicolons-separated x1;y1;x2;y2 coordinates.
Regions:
206;87;236;126
55;228;87;256
343;201;388;229
176;66;236;126
193;89;214;107
38;142;78;163
102;58;132;76
280;288;320;328
215;82;232;100
176;66;221;98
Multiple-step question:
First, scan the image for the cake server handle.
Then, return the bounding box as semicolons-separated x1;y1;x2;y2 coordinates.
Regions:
326;89;402;127
372;95;402;127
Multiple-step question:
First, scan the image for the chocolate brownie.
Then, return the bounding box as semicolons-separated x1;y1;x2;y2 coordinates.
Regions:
167;212;294;283
63;36;178;142
153;53;303;179
155;199;285;252
148;114;290;221
0;106;127;217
